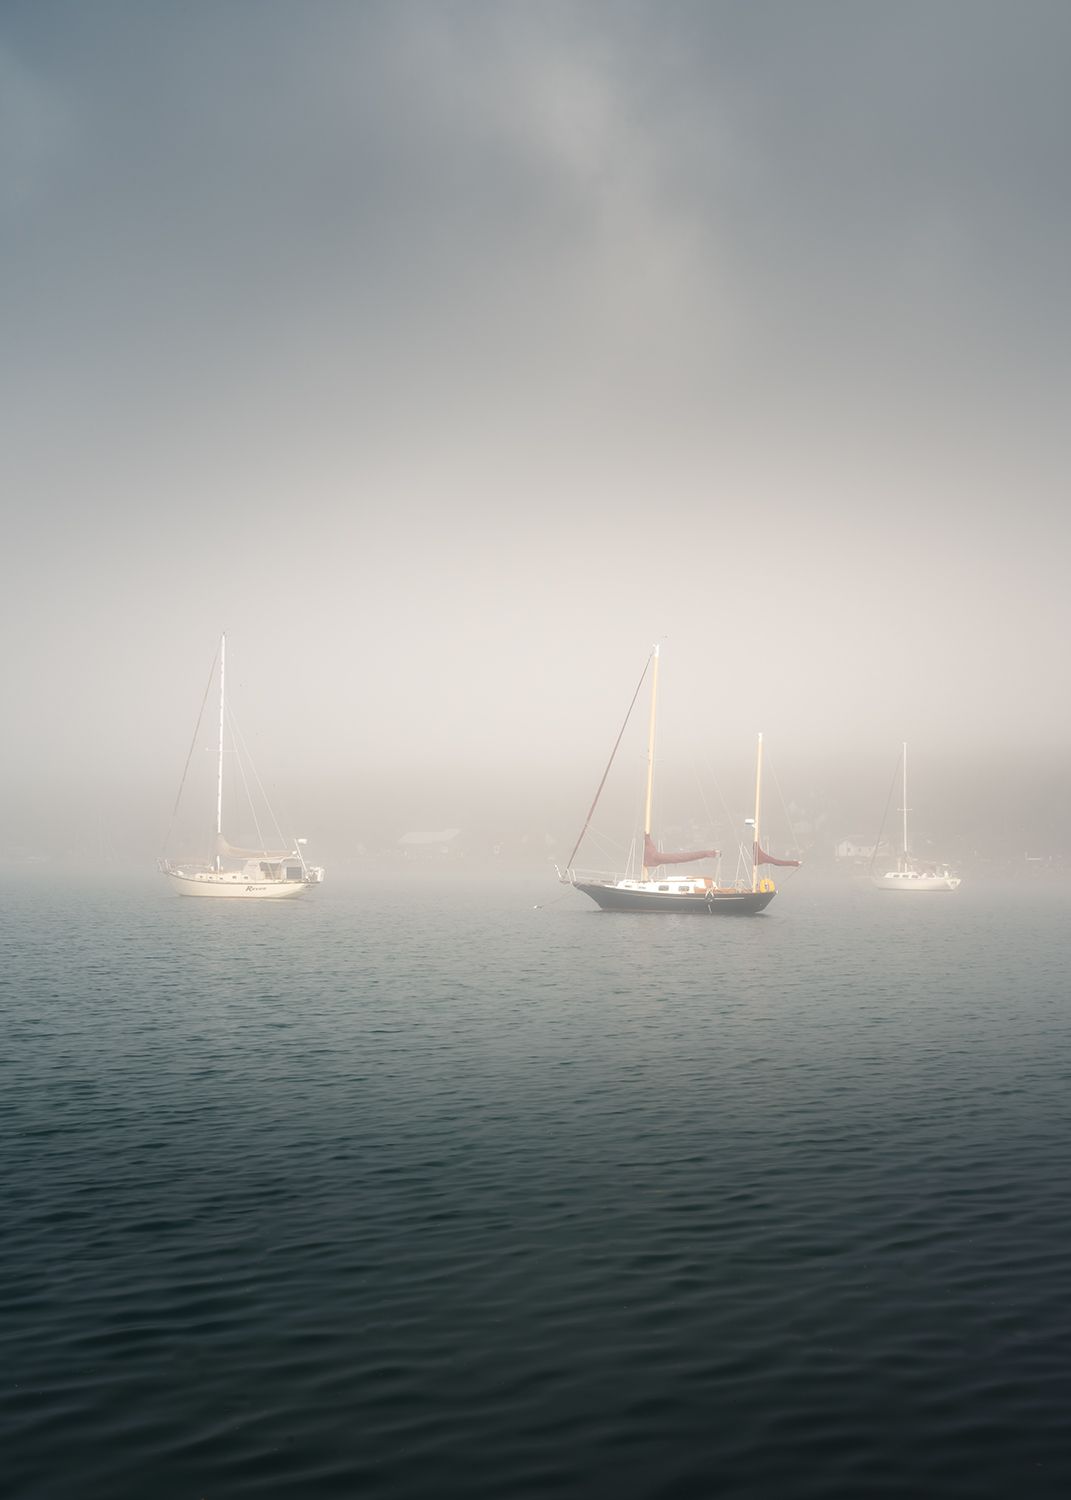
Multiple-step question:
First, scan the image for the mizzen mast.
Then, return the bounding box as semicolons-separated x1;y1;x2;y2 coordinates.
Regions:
752;731;764;893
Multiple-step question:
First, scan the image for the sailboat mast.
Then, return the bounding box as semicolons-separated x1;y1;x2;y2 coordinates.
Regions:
901;740;909;867
752;731;764;893
641;643;660;879
215;633;226;869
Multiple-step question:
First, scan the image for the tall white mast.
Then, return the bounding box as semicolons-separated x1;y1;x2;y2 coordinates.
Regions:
215;633;226;869
901;740;909;867
752;731;764;893
640;643;660;880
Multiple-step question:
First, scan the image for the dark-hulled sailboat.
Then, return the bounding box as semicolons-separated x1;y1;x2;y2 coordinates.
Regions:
559;645;799;913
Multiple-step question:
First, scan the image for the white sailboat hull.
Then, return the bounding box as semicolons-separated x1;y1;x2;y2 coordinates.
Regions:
166;870;313;899
873;746;961;893
161;636;325;898
872;871;961;892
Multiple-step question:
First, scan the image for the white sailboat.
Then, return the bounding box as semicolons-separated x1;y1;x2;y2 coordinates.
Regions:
560;645;799;913
872;742;960;892
161;635;325;899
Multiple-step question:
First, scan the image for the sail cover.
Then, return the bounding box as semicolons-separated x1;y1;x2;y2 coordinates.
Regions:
644;834;720;867
754;842;801;868
214;834;293;861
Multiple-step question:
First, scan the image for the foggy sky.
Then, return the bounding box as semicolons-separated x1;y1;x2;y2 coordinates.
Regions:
3;2;1069;861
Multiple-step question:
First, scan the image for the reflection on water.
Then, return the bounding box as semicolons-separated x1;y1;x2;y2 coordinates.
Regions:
3;873;1070;1498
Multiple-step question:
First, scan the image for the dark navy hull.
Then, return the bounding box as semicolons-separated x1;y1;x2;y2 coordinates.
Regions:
574;882;775;915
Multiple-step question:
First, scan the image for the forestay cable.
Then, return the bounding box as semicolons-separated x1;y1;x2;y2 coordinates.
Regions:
564;650;654;872
161;644;219;857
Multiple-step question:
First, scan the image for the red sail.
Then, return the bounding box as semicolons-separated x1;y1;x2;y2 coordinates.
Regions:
644;834;720;867
754;842;801;868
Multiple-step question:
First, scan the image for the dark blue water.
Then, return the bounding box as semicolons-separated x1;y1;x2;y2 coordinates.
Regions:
3;871;1070;1498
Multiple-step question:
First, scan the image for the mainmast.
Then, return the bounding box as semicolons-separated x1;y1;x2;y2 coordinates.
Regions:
901;740;909;868
640;643;660;880
215;632;226;870
752;731;764;893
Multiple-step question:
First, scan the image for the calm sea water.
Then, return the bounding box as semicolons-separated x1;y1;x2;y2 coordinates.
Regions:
3;870;1070;1498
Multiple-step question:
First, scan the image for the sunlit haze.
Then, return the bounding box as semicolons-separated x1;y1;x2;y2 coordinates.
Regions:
3;2;1068;868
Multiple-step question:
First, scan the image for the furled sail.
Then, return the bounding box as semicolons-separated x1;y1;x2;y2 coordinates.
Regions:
644;834;720;867
753;842;801;868
214;833;293;861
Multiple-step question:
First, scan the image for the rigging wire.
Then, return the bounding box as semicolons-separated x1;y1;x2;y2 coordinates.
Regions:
161;643;219;857
686;761;723;881
582;825;627;863
869;748;903;876
228;712;268;852
564;650;654;871
533;887;574;910
230;706;290;852
697;754;749;882
767;754;803;881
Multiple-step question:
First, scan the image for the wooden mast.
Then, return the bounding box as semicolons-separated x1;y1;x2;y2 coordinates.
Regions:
641;643;660;879
752;731;763;893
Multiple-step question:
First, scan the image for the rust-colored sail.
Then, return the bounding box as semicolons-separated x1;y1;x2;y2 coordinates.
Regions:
753;842;801;868
644;834;719;867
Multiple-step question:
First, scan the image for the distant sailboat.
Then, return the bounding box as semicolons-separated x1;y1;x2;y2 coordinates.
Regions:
161;635;325;899
872;743;960;892
559;645;799;913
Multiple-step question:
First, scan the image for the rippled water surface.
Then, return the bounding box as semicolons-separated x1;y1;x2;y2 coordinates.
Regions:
3;871;1070;1498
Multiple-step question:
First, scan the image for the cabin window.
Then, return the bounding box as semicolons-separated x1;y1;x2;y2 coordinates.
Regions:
678;886;688;893
658;884;669;892
285;866;302;881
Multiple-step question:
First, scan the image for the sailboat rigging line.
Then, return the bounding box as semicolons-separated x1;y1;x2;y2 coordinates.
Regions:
629;780;647;879
162;643;220;856
533;889;573;910
690;762;723;880
230;708;289;851
585;826;624;861
698;755;743;879
869;749;903;876
692;760;722;838
564;651;654;871
230;716;268;853
768;757;803;877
